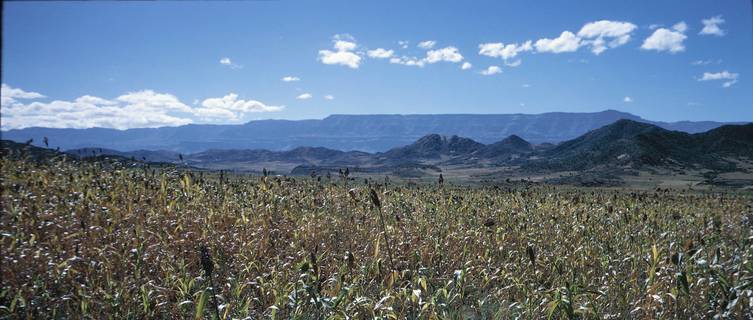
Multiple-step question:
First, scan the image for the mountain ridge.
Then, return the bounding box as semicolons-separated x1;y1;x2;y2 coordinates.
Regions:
2;110;743;153
56;120;753;176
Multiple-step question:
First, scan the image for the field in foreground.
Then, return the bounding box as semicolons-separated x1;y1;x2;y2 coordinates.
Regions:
1;156;753;319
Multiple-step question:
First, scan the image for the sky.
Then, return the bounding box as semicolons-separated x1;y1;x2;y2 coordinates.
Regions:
1;0;752;130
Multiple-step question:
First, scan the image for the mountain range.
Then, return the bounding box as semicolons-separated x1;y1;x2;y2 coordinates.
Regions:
1;110;741;153
59;120;753;178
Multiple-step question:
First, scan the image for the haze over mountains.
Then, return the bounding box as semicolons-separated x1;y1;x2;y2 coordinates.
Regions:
2;110;739;153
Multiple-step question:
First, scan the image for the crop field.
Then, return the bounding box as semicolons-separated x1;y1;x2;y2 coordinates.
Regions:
2;155;753;319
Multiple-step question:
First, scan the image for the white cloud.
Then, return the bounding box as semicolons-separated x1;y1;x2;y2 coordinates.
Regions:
1;87;282;130
219;57;243;69
521;84;531;88
398;40;409;49
480;65;502;76
281;76;300;82
623;96;633;103
698;70;738;87
417;40;436;49
505;59;522;67
319;50;362;69
318;34;362;69
641;22;688;53
673;22;688;33
2;90;193;130
461;62;472;70
334;40;357;52
691;59;721;66
198;93;283;120
296;93;313;100
1;84;45;100
323;94;334;100
478;41;533;62
424;46;464;63
535;31;581;53
389;56;426;67
577;20;637;55
1;84;45;106
390;46;464;67
367;48;394;59
116;90;194;113
700;15;725;36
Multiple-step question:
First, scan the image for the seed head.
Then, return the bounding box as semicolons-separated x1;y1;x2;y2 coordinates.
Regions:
369;188;381;209
199;245;213;275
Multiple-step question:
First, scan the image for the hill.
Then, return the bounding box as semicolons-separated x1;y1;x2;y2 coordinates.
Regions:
534;120;753;171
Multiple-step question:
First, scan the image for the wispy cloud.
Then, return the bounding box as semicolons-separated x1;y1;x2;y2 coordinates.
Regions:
698;70;738;87
219;57;243;69
281;76;300;82
296;93;313;100
417;40;436;49
691;59;722;66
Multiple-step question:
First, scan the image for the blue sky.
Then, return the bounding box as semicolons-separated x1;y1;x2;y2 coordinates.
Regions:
1;0;751;130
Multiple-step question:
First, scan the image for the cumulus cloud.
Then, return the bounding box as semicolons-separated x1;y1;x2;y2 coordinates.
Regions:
424;46;464;63
700;16;725;36
367;48;394;59
698;70;738;87
535;31;581;53
577;20;637;54
390;46;464;67
318;34;362;69
281;76;300;82
198;93;283;121
1;86;282;130
323;95;334;100
219;57;243;69
623;96;633;103
319;50;362;68
296;93;313;100
417;40;436;49
398;40;409;49
1;84;45;106
461;62;472;70
478;41;533;63
641;22;688;53
480;65;502;75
